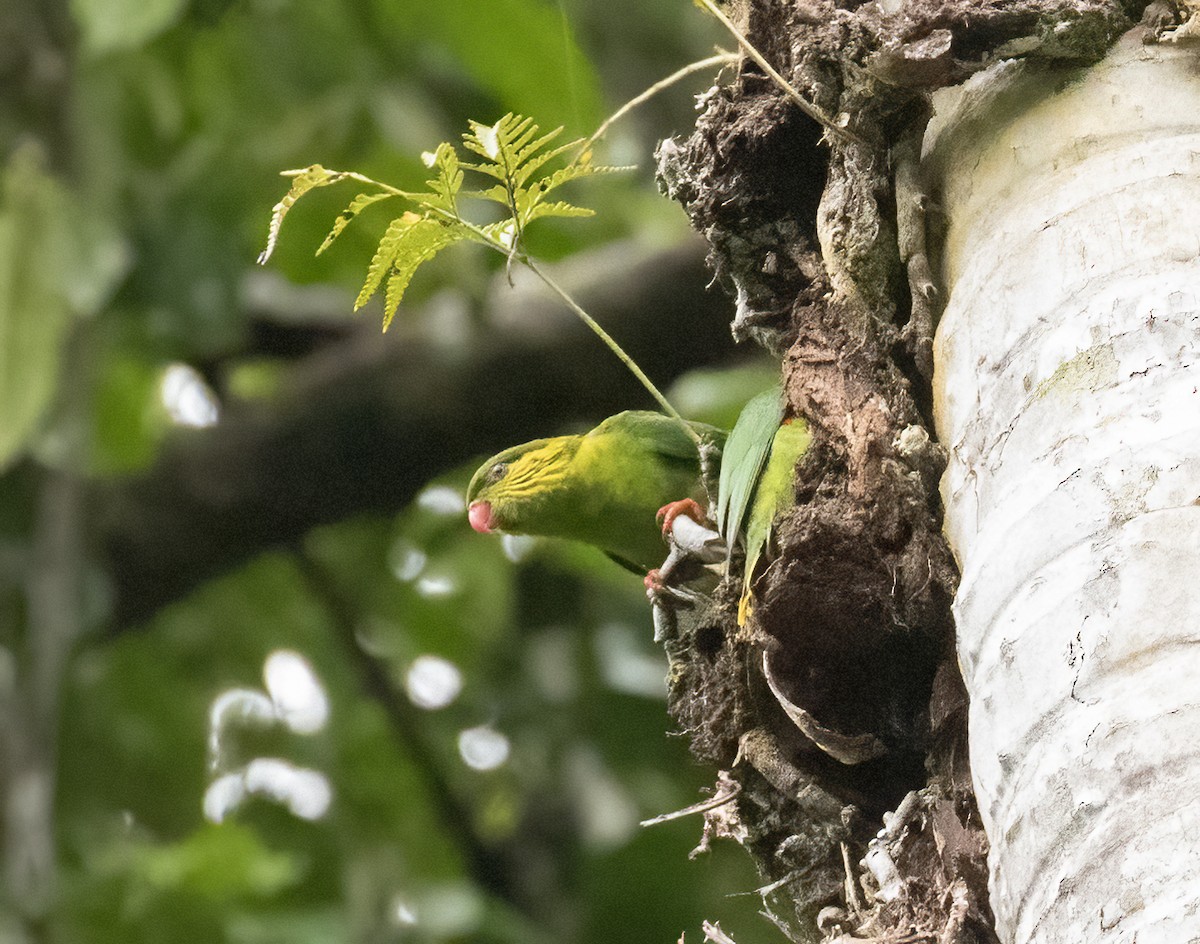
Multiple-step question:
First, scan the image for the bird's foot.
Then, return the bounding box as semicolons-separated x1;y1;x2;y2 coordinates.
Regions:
646;518;728;644
656;498;707;538
646;565;705;603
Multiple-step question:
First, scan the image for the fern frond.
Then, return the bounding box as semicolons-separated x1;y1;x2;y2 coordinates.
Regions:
457;161;507;183
420;143;464;214
480;219;518;250
380;226;459;330
459;185;511;207
355;212;468;328
508;137;579;188
461;117;573;189
511;126;566;172
259;114;633;336
463;114;534;162
317;192;398;255
455;114;631;246
538;156;627;196
523;200;596;224
355;212;417;310
258;165;355;264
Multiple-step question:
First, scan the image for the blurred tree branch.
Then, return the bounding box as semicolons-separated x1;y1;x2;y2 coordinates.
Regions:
102;239;739;629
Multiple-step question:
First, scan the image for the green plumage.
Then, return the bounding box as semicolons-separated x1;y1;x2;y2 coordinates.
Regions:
467;388;810;623
466;411;724;572
716;387;811;624
717;388;785;556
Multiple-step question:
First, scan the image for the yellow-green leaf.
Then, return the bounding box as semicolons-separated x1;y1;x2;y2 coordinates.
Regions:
355;213;466;328
258;165;349;265
523;201;595;225
355;212;420;311
380;222;461;330
317;192;397;256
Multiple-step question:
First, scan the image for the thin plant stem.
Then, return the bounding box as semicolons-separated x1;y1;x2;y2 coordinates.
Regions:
331;180;689;434
693;0;865;147
579;52;740;155
523;259;701;446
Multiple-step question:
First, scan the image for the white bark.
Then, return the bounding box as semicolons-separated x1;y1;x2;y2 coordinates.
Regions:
927;32;1200;944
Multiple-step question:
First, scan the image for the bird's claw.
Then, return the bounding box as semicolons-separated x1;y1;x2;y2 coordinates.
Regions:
647;569;704;604
656;498;707;538
645;545;687;599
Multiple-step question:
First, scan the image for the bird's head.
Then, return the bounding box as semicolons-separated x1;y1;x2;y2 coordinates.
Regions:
465;435;579;537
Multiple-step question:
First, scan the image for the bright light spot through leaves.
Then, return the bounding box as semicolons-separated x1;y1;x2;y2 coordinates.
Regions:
388;884;485;937
415;573;457;599
594;623;668;699
392;898;418;926
264;649;329;735
416;485;464;515
204;759;332;823
501;533;537;562
458;725;510;771
160;363;219;427
208;688;275;770
388;540;427;582
405;655;463;710
206;652;331;823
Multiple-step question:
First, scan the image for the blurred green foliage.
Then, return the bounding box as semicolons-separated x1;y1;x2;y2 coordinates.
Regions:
0;0;781;941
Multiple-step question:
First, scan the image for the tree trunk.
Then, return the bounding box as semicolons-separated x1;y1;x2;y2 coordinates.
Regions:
661;2;1200;942
930;30;1200;944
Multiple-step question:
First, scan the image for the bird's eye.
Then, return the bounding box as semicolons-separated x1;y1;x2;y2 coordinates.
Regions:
486;462;508;484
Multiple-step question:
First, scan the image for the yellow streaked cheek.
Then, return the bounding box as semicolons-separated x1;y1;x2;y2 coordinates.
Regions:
499;451;568;499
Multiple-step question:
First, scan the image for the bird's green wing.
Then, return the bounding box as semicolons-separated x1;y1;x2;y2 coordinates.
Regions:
717;387;785;561
738;417;811;624
590;410;724;461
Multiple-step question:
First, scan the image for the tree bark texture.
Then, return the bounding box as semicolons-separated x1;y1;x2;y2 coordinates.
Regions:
931;31;1200;944
658;0;1172;940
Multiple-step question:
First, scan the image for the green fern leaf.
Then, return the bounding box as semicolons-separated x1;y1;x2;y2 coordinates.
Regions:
421;143;464;214
509;128;566;178
463;114;532;163
317;192;397;255
355;213;415;311
261;114;630;334
480;219;518;250
537;157;626;197
258;165;353;265
380;220;461;330
457;161;506;183
355;212;467;328
504;116;542;155
459;184;511;207
509;137;578;188
461;117;571;189
523;200;596;224
456;114;631;246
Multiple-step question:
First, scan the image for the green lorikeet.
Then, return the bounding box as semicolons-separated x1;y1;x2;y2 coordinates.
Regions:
716;387;811;625
466;411;725;573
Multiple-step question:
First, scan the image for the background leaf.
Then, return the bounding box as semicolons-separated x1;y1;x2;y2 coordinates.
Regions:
0;150;78;471
71;0;187;57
